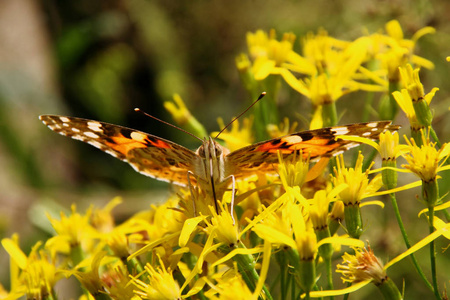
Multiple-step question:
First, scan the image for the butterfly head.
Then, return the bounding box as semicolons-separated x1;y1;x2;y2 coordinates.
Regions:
196;137;229;160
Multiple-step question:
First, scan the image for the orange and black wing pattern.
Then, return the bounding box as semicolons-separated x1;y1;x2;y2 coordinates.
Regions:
39;115;200;186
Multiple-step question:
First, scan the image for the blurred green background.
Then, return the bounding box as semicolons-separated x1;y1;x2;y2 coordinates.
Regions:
0;0;449;298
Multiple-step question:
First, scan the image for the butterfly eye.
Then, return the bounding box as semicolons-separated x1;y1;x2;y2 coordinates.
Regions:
215;146;223;157
197;145;206;158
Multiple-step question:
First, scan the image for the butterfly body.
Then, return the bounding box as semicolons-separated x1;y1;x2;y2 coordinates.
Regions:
39;115;399;201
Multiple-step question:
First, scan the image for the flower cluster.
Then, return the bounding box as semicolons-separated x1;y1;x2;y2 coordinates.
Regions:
2;20;449;300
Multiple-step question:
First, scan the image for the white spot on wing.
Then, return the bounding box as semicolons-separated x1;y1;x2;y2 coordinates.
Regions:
130;131;147;141
87;121;104;132
366;122;378;128
72;135;85;141
282;135;303;143
332;126;349;135
49;124;62;130
84;131;100;139
59;117;70;123
105;150;120;157
72;127;81;133
87;140;103;149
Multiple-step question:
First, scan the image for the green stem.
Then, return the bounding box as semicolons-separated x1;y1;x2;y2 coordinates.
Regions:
276;252;287;300
443;209;450;222
126;257;144;276
377;277;403;300
322;102;337;127
428;205;441;300
344;203;363;239
316;227;334;296
361;91;375;123
389;193;433;292
291;275;296;300
70;243;85;268
429;127;442;148
343;282;352;300
233;249;273;300
304;291;311;300
325;257;334;300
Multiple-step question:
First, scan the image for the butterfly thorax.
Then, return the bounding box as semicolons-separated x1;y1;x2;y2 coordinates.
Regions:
195;137;230;197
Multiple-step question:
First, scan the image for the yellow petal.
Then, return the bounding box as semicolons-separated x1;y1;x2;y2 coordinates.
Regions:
316;236;364;249
369;180;422;197
360;200;385;208
384;223;450;269
308;280;371;298
433;217;450;240
309;106;323;130
179;216;206;247
253;240;272;299
211;247;263;268
1;238;27;269
412;26;436;43
253;224;297;249
181;232;217;292
411;55;435;70
277;68;310;97
184;277;207;298
253;59;276;80
385;20;403;40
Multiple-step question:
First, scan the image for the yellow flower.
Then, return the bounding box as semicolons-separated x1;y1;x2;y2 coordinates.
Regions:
204;200;239;247
402;133;450;183
252;198;298;248
277;150;310;189
205;272;254;300
309;190;332;231
302;29;350;73
46;204;98;252
371;20;435;81
246;29;314;80
337;244;386;284
399;64;424;100
102;265;136;300
131;256;181;300
178;186;215;222
396;64;438;128
378;131;404;162
67;251;108;296
384;20;435;69
106;232;129;259
279;33;384;107
91;196;122;233
2;237;61;300
331;153;383;206
310;224;450;298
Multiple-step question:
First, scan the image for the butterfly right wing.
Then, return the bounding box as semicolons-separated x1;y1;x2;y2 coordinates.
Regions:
225;121;400;179
39;115;201;186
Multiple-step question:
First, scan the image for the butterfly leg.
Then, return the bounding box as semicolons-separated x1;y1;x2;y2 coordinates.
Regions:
187;170;198;217
221;174;236;225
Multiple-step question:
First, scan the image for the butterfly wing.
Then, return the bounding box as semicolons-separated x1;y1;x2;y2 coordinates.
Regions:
225;121;399;178
39;115;200;186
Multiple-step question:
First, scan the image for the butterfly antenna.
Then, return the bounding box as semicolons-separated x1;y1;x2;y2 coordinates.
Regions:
134;108;203;142
214;92;266;139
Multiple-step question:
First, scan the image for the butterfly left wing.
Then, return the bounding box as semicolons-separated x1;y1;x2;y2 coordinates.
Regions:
224;121;399;178
39;115;200;186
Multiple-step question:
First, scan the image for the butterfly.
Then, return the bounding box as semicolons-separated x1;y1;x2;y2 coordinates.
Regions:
40;114;399;212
